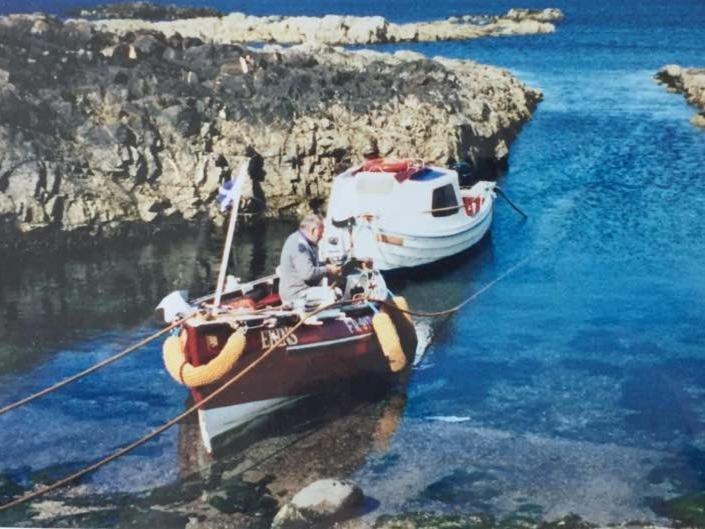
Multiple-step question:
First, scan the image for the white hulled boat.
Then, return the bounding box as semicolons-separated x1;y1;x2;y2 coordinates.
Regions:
321;159;496;271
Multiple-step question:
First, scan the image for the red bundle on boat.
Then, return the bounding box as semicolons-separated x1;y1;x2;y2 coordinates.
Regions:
359;158;425;183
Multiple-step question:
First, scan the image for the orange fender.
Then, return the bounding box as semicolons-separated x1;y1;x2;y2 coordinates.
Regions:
163;330;245;388
372;312;407;373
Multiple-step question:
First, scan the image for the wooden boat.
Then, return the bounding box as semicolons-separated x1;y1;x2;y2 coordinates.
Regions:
158;269;417;454
320;159;496;271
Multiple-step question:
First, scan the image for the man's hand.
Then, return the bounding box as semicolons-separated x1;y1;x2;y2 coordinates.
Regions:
360;258;374;269
326;264;342;278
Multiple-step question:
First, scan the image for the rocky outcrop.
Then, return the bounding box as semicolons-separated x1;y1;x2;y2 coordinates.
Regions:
372;513;669;529
655;64;705;128
89;8;564;46
66;2;224;21
0;14;541;251
271;479;363;529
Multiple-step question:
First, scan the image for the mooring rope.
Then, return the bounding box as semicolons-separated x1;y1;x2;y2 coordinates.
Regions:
0;298;353;513
0;303;300;417
377;255;532;318
0;255;531;512
0;315;194;417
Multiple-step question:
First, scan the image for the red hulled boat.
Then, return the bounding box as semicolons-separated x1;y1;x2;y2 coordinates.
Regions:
158;268;417;453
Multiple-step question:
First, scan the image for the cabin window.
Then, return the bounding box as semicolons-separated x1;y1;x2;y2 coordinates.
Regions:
431;184;459;217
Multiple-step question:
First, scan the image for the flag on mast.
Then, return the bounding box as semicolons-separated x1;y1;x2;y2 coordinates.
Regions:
216;179;241;212
216;162;248;212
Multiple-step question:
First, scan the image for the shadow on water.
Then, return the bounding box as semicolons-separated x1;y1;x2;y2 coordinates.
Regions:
0;378;408;528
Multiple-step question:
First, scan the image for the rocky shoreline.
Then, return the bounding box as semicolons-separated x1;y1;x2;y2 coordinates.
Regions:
89;8;563;46
0;12;541;252
67;2;224;21
655;65;705;128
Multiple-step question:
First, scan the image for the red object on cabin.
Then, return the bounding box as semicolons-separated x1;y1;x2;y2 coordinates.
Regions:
357;158;424;183
463;196;484;216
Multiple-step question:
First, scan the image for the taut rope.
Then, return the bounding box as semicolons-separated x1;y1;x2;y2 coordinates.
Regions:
0;255;531;512
0;315;193;417
377;255;532;317
0;299;352;513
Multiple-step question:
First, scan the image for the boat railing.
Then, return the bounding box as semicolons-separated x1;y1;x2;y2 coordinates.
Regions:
192;273;278;306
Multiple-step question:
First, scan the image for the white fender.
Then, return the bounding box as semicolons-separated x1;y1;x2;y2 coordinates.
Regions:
156;290;192;323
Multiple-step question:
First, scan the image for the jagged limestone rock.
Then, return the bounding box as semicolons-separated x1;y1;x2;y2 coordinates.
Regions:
0;13;541;251
90;9;564;46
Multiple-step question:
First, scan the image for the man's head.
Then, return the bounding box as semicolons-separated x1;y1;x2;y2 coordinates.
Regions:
299;213;325;243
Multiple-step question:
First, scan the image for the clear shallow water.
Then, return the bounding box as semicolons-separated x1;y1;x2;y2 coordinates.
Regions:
1;0;705;524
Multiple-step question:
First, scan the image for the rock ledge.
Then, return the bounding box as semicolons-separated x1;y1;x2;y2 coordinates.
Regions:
655;64;705;128
0;14;541;252
89;8;564;46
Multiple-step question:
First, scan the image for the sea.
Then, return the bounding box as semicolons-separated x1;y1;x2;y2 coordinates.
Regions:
1;0;705;525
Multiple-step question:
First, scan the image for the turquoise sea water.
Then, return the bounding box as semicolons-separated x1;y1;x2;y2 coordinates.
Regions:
1;0;705;524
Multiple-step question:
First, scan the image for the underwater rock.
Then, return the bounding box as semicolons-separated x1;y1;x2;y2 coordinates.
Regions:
652;491;705;527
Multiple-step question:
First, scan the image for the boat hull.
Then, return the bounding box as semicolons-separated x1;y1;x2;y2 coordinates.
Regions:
372;202;494;270
182;303;409;452
198;395;306;453
321;169;497;271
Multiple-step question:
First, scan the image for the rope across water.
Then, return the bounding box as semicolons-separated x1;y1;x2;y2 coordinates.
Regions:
376;255;532;318
0;317;190;417
0;299;351;512
0;255;531;512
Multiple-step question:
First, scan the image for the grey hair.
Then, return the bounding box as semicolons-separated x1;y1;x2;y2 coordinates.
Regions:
299;213;324;231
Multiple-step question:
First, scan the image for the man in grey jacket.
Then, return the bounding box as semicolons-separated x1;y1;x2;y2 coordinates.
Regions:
278;213;341;306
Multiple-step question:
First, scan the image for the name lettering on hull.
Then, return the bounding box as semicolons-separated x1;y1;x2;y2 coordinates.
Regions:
260;327;298;349
260;316;373;352
343;316;373;335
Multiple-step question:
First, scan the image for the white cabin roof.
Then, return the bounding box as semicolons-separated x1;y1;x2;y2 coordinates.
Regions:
327;165;462;231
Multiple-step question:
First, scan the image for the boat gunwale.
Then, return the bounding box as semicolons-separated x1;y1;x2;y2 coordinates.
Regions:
378;200;494;240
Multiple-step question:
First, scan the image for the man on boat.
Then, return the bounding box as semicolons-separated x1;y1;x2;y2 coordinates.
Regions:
279;213;341;307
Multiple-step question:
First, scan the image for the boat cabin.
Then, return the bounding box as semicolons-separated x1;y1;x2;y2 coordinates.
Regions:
326;164;466;233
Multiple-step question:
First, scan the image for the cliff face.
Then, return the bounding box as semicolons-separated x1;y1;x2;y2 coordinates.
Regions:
0;15;541;251
655;65;705;128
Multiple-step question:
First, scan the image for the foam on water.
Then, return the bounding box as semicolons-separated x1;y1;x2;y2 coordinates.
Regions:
426;416;472;423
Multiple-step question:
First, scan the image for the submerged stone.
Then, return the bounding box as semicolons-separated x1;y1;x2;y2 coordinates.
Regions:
374;511;495;529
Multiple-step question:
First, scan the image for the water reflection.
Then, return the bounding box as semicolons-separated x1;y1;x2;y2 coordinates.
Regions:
177;382;408;492
0;222;294;377
0;221;413;526
0;382;408;527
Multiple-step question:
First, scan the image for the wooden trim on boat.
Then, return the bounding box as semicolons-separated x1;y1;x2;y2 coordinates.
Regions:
376;233;405;246
421;204;463;214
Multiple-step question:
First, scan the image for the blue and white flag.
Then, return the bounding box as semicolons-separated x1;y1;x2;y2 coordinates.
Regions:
217;178;241;212
216;162;248;212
